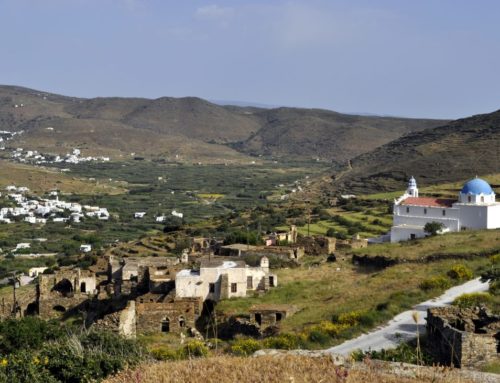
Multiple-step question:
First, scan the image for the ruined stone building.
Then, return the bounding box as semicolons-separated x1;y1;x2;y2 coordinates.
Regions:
249;304;298;330
38;268;97;318
263;225;298;246
4;251;280;339
219;243;304;262
426;306;500;368
175;257;277;302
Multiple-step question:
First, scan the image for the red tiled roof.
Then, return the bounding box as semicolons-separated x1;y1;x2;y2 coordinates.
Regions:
401;197;456;207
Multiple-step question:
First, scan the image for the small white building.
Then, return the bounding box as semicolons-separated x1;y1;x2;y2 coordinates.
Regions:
15;243;31;251
80;244;92;253
391;177;500;242
171;210;183;219
28;267;48;277
156;215;166;222
175;257;277;302
134;212;146;219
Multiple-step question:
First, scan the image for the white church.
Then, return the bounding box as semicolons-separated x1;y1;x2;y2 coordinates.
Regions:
390;176;500;242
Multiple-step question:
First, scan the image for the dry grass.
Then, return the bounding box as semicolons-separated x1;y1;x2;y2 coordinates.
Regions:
0;160;125;194
352;229;500;262
104;355;475;383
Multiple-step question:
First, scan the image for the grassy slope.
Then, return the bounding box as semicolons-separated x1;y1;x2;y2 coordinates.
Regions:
0;160;125;194
217;256;492;338
352;229;500;262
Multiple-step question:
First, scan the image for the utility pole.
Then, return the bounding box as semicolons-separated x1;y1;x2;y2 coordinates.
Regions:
307;199;311;237
10;271;20;318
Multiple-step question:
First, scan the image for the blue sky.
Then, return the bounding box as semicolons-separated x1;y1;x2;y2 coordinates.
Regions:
0;0;499;119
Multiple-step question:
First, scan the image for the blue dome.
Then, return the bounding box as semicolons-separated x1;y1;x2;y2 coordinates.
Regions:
461;178;494;195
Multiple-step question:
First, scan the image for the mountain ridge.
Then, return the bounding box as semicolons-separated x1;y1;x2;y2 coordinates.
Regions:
0;85;447;163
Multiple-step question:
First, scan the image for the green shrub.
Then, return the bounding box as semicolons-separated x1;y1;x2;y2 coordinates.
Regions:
0;351;58;383
263;333;306;350
307;329;330;345
178;340;208;358
336;310;364;326
230;338;262;356
489;280;500;296
0;317;65;354
352;341;432;365
40;331;144;383
447;264;473;281
419;276;451;291
452;292;493;308
150;346;181;361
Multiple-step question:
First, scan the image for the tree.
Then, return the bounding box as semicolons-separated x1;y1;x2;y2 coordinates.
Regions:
424;221;444;236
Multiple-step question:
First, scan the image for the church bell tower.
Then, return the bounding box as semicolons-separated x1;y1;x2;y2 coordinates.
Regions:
407;176;419;197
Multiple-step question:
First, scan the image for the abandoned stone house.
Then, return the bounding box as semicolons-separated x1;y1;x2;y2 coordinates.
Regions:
175;257;277;302
2;252;278;339
263;225;298;246
426;306;500;368
38;268;97;318
249;304;298;330
107;255;186;296
218;243;304;262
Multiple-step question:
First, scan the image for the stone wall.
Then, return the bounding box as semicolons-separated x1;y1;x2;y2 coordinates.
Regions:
135;298;202;334
426;307;500;368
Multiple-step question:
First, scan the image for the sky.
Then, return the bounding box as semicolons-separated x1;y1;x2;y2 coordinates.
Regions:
0;0;499;119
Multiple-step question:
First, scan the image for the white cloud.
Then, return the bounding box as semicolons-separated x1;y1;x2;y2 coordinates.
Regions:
195;4;234;21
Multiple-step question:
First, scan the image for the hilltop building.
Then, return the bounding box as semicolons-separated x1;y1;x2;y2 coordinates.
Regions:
391;177;500;242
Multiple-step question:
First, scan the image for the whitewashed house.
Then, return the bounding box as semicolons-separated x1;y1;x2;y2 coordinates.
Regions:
80;244;92;253
175;257;277;302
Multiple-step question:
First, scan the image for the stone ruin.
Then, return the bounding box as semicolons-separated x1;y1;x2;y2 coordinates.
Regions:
4;254;203;339
426;306;500;368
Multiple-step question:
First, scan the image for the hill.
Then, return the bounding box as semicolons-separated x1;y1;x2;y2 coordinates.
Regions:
231;107;445;163
332;109;500;193
0;85;446;163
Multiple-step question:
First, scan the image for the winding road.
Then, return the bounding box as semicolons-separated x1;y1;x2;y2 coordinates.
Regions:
327;278;490;356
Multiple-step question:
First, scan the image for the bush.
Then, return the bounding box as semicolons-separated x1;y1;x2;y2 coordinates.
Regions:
335;311;364;326
307;329;330;345
263;333;306;350
490;280;500;296
452;292;493;308
230;338;262;356
40;331;144;383
0;317;65;354
326;228;336;238
419;276;451;291
424;221;444;236
0;350;58;383
447;264;473;281
352;341;433;365
178;340;208;358
150;346;181;361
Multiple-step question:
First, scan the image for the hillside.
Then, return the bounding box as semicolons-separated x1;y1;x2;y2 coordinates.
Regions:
332;109;500;193
0;85;446;163
231;107;445;163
